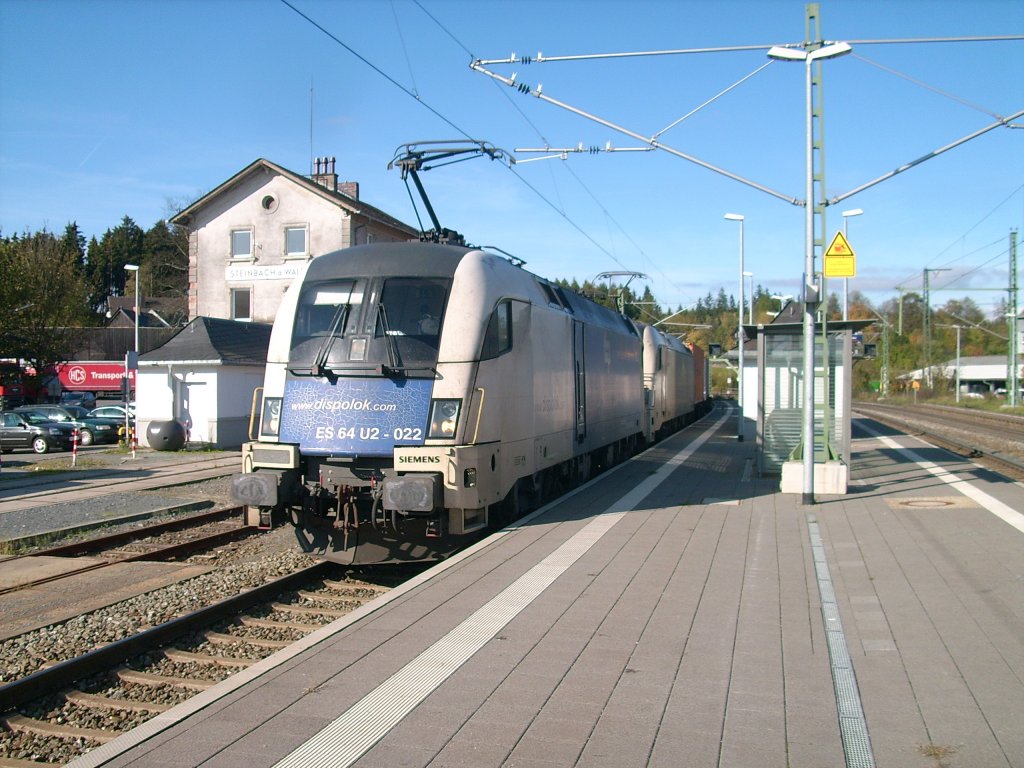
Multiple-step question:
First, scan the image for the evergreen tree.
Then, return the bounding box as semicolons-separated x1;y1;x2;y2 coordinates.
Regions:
84;215;145;312
59;222;87;269
142;219;189;318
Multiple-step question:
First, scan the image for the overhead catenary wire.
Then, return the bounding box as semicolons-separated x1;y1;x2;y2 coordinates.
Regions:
894;184;1024;299
409;0;690;306
851;53;1007;122
280;0;682;310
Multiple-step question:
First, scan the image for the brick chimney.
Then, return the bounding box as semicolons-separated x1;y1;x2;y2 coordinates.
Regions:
338;181;359;200
311;156;338;192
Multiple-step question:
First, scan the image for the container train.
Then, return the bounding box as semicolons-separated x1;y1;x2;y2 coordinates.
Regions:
231;241;710;564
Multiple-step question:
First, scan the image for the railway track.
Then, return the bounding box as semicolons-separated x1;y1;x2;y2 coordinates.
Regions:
853;401;1024;480
0;455;240;517
0;562;411;766
0;507;250;596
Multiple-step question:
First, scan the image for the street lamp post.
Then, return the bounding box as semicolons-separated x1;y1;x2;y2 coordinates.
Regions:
123;264;140;443
842;208;863;321
743;272;754;324
725;213;745;442
768;40;852;504
124;264;140;355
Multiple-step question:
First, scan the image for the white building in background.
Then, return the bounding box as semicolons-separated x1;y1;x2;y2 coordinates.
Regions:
172;157;417;324
899;356;1021;395
132;158;419;449
136;317;271;449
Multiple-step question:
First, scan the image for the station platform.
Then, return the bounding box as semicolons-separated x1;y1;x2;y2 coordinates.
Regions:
72;403;1024;768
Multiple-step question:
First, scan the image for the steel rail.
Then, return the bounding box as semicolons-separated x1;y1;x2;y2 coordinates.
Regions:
853;404;1024;479
0;561;333;712
1;506;243;562
0;507;249;595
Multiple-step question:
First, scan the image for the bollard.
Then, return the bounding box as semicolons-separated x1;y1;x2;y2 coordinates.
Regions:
72;428;78;468
131;426;137;459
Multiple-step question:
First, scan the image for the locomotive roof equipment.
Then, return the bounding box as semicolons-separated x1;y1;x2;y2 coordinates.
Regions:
387;140;514;246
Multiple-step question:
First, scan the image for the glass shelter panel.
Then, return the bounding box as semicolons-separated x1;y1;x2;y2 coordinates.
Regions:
757;329;852;476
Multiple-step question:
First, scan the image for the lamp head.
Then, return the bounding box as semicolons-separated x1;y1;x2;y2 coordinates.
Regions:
767;46;806;61
809;42;852;61
724;213;744;221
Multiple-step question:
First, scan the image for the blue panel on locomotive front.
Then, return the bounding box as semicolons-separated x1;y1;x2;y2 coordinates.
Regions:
279;378;432;456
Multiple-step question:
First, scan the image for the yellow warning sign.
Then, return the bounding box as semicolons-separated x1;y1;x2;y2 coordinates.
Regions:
824;230;856;278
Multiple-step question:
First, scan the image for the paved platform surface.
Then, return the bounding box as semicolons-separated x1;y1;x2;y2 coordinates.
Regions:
73;405;1024;768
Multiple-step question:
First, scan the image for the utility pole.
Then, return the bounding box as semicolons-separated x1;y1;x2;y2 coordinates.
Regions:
1010;229;1019;408
881;320;890;397
923;267;951;388
937;324;963;401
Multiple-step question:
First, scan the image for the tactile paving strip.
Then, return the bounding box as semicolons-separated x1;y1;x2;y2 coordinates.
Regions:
808;518;876;768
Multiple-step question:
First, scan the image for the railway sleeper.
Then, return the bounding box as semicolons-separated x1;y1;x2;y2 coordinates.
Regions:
0;756;63;768
205;630;291;650
115;667;215;692
298;589;375;605
0;712;117;744
163;648;255;669
270;601;347;619
321;580;390;596
238;616;319;632
63;689;172;714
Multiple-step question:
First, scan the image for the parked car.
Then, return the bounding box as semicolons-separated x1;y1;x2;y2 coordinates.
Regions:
64;404;130;440
88;405;135;423
13;404;121;446
59;391;97;410
0;411;77;453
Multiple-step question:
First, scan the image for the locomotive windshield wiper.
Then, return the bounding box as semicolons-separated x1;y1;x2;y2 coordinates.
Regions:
376;302;402;373
308;304;349;377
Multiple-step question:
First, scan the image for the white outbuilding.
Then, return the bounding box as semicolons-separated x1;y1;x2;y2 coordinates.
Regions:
136;317;271;449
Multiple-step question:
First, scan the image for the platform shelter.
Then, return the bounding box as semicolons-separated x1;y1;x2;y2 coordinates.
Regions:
749;305;871;488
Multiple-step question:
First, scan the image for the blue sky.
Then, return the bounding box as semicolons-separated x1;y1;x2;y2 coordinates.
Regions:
1;0;1021;316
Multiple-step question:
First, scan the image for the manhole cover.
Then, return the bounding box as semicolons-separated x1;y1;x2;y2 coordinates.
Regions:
886;496;977;510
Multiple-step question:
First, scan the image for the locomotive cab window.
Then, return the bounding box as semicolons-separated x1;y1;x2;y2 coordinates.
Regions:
289;280;363;370
481;300;512;360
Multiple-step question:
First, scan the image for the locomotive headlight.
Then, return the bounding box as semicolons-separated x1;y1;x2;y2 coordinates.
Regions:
427;398;461;439
261;397;282;437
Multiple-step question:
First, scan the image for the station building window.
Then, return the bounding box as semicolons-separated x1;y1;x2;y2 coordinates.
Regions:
230;229;253;259
231;288;252;322
285;226;307;258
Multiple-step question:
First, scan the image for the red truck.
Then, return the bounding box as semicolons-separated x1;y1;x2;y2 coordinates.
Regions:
0;361;32;410
54;362;136;396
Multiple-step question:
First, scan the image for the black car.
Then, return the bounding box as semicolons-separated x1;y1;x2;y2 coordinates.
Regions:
59;390;97;410
13;404;121;446
0;411;77;454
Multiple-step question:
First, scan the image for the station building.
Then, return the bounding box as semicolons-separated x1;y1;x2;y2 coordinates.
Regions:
172;157;417;324
134;157;417;448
